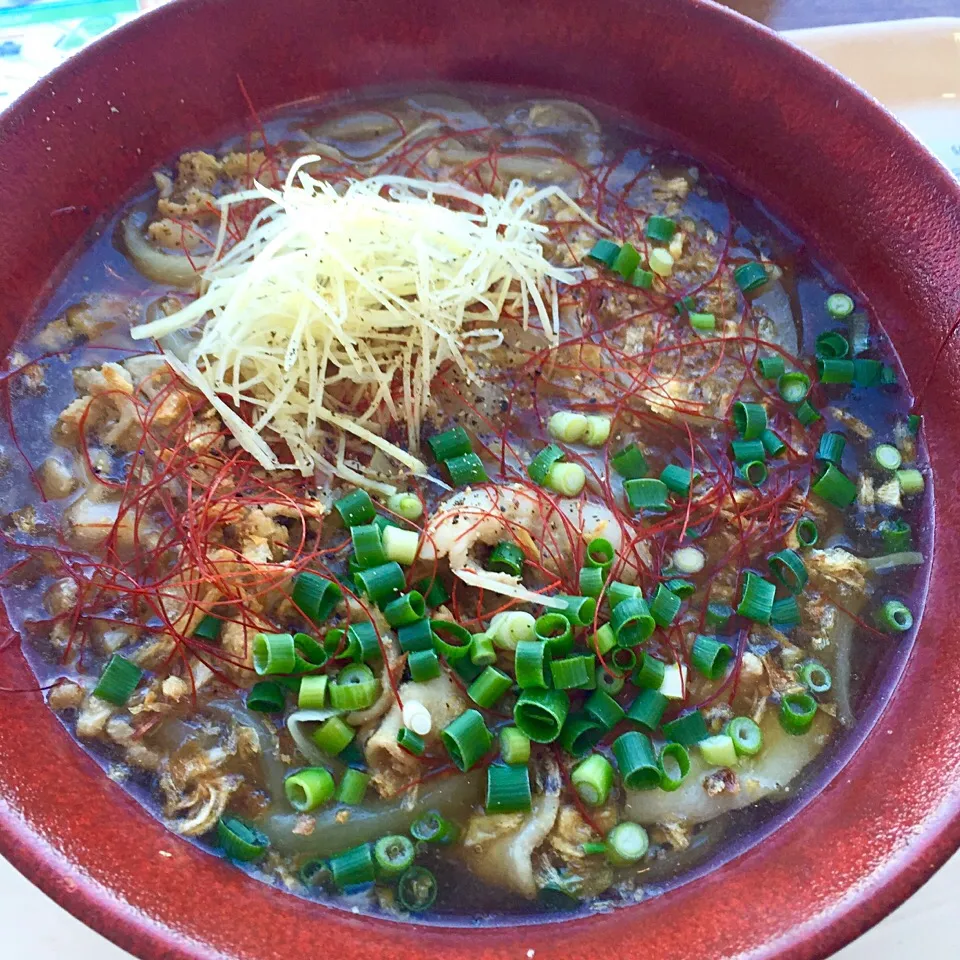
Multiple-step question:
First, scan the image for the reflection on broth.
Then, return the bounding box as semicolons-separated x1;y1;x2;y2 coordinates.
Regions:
0;86;927;922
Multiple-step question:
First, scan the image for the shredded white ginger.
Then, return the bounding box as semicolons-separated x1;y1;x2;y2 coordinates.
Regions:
130;158;593;483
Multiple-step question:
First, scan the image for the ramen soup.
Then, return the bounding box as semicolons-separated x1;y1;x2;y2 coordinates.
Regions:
0;89;928;920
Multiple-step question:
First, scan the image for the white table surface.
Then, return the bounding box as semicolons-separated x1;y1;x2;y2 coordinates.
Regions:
3;15;960;960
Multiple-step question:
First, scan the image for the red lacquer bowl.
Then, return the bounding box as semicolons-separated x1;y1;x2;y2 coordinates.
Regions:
1;1;959;957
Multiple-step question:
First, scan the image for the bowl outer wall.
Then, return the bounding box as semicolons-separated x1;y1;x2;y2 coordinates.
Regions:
1;0;960;958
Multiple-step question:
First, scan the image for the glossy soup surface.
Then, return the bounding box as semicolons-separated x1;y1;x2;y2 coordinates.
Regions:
0;87;928;922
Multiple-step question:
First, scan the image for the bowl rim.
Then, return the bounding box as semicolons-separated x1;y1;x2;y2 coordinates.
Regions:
2;1;960;958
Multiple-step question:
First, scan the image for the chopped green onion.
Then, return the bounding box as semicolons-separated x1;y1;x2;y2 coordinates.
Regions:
299;859;330;887
373;835;415;877
740;460;768;486
445;451;488;486
354;561;406;606
815;330;850;359
468;666;513;708
285;768;335;812
632;654;667;690
548;411;589;443
217;816;269;863
594;663;625;694
873;443;902;471
592;623;617;657
726;716;763;756
646;215;677;243
384;591;426;628
812;462;858;509
488;611;536;650
878;519;911;552
672;545;705;574
382;526;420;565
535;612;574;657
373;515;399;537
192;614;222;642
247;680;286;713
737;571;776;623
416;577;449;608
427;426;472;462
334;488;376;527
689;311;716;331
613;732;660;790
312;717;355;756
665;580;695;601
649;583;682;627
771;595;802;630
486;763;531;813
896;468;925;496
631;267;655;289
659;662;686;699
330;843;375;889
440;709;492;770
350;522;387;569
583;415;612;447
608;581;643;609
817;358;855;384
908;413;922;435
875;598;913;633
253;633;296;676
795;517;819;548
586;239;620;267
625;477;669;511
346;621;382;664
488;541;525;578
730;438;766;464
397;727;425;757
660;464;698;496
611;596;656;646
93;654;143;705
546;461;586;496
514;688;569;743
330;663;378;710
292;632;326;671
528;444;565;485
613;242;641;278
757;355;786;379
514;639;550;689
469;633;497;666
584;689;626;730
704;603;733;628
499;726;531;765
732;401;767;440
336;768;370;805
853;358;884;386
734;261;768;292
691;635;733;680
611;443;648;479
585;537;615;569
798;660;832;694
611;646;637;674
605;822;649;865
579;566;606;598
795;400;822;427
410;811;457;845
816;432;846;465
760;429;786;457
626;688;668;732
662;709;709;746
551;654;596;690
699;734;738;767
386;492;423;521
552;596;594;628
408;648;441;682
778;371;811;404
397;618;434;653
880;365;898;386
780;691;818;735
768;548;808;593
291;572;342;624
826;292;855;319
397;866;438;913
572;753;614;806
658;742;691;791
322;628;347;659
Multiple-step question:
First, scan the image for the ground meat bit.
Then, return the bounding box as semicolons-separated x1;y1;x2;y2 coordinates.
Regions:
222;150;270;182
48;680;84;711
38;456;78;499
703;768;739;797
176;151;222;190
157;188;218;222
148;218;205;250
